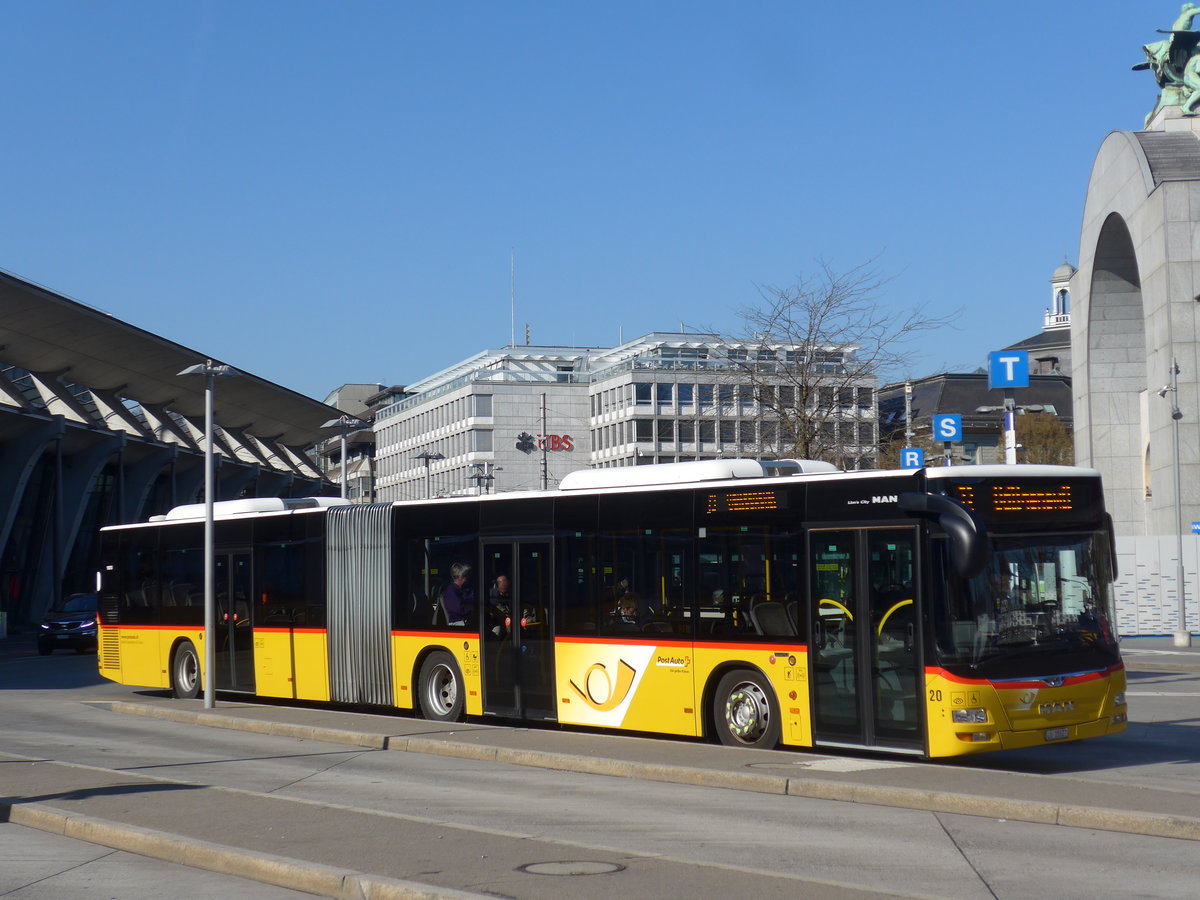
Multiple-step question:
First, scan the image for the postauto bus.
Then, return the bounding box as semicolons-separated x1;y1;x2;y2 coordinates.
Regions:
96;460;1127;758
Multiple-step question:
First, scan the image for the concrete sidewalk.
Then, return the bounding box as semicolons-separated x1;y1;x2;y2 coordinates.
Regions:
92;693;1200;839
3;685;1199;899
2;636;1197;898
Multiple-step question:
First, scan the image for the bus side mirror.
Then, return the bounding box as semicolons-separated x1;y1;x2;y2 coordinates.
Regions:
898;492;988;580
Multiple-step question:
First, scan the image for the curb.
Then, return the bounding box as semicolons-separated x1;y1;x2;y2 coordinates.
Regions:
106;701;1200;843
3;801;488;900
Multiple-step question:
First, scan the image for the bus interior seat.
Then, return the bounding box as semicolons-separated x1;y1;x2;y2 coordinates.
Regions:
642;620;672;632
952;620;975;653
819;615;846;648
750;601;794;637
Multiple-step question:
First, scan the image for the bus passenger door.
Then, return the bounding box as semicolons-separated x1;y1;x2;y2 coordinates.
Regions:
809;528;921;752
214;551;255;692
480;540;556;721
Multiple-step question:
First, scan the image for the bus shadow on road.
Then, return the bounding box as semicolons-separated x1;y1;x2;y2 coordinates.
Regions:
1;780;203;811
939;719;1200;775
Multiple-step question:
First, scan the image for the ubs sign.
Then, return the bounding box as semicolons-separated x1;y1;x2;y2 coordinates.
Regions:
516;431;573;453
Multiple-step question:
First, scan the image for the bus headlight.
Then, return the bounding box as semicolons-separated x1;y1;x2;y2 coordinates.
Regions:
1112;692;1126;707
952;708;988;724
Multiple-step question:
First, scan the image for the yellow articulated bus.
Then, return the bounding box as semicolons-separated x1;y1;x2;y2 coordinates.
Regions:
97;460;1127;758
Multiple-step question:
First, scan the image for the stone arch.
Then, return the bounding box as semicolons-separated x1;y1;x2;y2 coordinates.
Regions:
1073;127;1200;540
1084;212;1148;532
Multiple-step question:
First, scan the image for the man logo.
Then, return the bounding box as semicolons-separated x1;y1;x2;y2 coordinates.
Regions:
871;495;898;504
1038;700;1076;715
569;659;637;712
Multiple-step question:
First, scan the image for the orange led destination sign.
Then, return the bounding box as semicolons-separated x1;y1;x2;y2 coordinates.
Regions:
992;484;1073;512
949;482;1074;513
705;490;783;514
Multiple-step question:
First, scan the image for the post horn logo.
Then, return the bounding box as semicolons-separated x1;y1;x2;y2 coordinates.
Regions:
569;659;637;711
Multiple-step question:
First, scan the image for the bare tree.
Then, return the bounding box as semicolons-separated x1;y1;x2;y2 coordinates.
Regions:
729;260;957;465
1016;413;1074;465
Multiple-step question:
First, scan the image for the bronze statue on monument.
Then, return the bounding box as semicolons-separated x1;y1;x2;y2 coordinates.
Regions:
1135;4;1200;122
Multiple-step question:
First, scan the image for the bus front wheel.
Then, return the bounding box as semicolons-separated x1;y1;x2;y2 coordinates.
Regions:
417;651;465;722
713;669;780;749
171;641;202;700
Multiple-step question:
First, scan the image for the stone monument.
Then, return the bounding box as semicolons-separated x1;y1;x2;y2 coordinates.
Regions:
1072;6;1200;641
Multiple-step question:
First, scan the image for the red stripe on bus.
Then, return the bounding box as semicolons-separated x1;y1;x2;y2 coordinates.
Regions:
254;627;326;635
925;664;1120;689
392;629;479;638
555;635;694;648
555;635;807;652
100;624;325;634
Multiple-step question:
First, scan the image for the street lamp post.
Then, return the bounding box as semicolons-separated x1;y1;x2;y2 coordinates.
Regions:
1160;358;1192;648
414;450;445;499
469;462;502;494
178;359;238;709
321;415;368;500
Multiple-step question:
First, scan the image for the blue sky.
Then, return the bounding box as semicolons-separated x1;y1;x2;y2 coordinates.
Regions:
0;2;1159;400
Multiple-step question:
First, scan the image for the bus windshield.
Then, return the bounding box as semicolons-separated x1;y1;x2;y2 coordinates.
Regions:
932;532;1120;677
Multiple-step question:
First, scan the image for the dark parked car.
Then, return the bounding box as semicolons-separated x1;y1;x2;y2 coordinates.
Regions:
37;593;98;655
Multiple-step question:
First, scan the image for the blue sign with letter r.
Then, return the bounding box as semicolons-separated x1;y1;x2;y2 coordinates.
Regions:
900;448;924;469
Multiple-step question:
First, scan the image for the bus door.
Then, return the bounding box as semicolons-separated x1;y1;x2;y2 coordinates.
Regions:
808;528;921;753
480;540;556;720
214;550;255;692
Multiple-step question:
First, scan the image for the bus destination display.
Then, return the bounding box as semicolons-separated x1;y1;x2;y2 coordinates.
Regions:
948;482;1075;513
704;489;786;514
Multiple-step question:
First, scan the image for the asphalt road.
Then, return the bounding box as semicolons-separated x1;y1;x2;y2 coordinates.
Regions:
1;637;1198;899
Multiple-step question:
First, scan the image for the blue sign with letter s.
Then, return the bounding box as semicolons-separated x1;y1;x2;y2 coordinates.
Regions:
932;414;962;441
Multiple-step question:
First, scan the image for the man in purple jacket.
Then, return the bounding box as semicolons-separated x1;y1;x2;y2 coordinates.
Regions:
443;563;476;626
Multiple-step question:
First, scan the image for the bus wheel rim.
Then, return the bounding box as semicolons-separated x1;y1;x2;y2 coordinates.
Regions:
178;651;197;692
428;664;457;715
725;682;769;742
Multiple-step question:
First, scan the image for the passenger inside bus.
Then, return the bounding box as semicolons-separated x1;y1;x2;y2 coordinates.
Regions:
487;574;511;637
442;563;476;627
609;594;642;631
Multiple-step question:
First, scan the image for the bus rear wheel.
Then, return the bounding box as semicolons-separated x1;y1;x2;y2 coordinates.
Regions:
171;641;201;700
418;651;465;722
713;669;780;749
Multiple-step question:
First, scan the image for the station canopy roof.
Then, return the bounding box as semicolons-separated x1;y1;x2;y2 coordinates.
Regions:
0;269;340;448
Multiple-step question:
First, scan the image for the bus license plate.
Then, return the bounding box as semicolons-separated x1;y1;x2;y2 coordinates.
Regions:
1045;727;1069;741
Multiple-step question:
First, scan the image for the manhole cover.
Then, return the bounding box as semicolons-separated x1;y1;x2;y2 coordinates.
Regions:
519;861;625;876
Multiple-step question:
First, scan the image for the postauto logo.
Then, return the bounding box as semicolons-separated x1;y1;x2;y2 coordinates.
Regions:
570;660;636;712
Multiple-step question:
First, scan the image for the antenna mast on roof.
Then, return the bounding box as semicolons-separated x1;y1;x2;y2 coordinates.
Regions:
510;248;516;348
